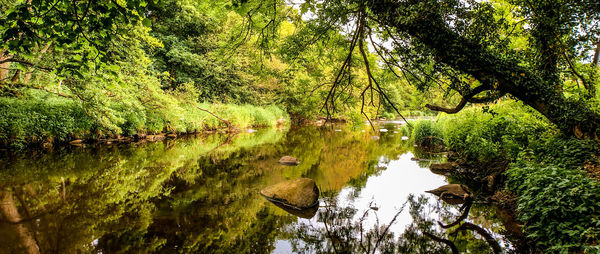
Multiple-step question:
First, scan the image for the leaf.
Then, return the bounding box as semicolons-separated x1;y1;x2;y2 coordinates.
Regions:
142;18;152;27
109;64;121;72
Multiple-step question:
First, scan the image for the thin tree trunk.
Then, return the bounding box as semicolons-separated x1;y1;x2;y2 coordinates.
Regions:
0;50;10;81
593;41;600;66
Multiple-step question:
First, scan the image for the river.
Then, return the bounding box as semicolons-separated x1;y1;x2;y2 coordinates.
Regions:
0;123;527;253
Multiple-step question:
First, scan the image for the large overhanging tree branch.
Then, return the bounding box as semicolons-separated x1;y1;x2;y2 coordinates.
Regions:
361;0;600;139
424;84;492;114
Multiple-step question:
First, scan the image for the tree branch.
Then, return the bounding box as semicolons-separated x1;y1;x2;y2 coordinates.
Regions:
0;58;52;71
422;231;459;254
452;222;502;254
425;84;492;114
196;106;234;130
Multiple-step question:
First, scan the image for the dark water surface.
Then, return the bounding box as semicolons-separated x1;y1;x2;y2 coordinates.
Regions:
0;124;525;253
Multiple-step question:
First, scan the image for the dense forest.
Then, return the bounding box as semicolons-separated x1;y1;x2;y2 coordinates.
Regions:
0;0;452;148
1;0;600;253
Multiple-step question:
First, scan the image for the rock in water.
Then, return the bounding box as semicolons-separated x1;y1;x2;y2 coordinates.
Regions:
279;156;300;165
429;162;458;176
426;184;472;205
270;201;319;219
260;178;319;210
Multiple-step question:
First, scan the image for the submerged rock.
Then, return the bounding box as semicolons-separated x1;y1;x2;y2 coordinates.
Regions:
426;184;472;205
279;156;300;165
429;162;458;176
260;178;320;210
269;200;319;219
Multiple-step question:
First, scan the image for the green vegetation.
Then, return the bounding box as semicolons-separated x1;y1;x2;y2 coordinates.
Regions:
411;119;442;147
2;0;600;252
506;164;600;253
412;101;600;252
0;0;457;149
436;102;550;163
0;94;288;148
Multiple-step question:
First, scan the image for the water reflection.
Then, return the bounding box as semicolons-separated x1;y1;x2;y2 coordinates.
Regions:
0;124;526;253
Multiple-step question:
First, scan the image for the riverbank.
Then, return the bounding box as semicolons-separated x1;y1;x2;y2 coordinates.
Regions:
0;95;289;149
412;101;600;253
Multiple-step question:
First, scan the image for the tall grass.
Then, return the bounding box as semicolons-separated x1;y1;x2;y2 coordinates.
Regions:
0;96;289;148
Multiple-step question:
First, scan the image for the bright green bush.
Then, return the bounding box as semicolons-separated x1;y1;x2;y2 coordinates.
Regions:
526;135;598;171
0;96;96;147
437;102;550;163
411;119;442;146
506;163;600;253
0;95;289;148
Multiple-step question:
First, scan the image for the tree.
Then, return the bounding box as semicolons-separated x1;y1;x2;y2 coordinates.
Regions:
287;0;600;139
0;0;155;79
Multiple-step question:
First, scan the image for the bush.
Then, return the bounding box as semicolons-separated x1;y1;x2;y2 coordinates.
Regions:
412;119;442;146
436;101;549;163
0;95;289;148
0;96;96;148
505;164;600;253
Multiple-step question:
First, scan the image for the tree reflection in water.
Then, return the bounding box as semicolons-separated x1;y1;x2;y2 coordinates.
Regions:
284;194;516;254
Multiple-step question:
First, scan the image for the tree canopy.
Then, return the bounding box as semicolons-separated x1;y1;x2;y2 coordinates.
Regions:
1;0;600;141
274;0;600;138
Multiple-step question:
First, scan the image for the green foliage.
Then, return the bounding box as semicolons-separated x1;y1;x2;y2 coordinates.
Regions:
0;95;95;148
0;0;155;76
437;101;550;163
505;164;600;253
0;93;289;148
412;119;442;146
526;135;599;171
427;101;600;251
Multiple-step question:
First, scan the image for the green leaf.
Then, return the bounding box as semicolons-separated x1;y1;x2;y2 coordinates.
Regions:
142;18;152;27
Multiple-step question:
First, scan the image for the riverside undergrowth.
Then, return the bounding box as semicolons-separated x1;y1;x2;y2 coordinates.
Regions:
412;101;600;253
0;92;289;149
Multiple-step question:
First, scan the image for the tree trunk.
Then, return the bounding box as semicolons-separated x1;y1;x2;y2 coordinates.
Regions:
593;41;600;66
367;0;600;139
0;50;9;81
0;190;40;254
23;43;52;84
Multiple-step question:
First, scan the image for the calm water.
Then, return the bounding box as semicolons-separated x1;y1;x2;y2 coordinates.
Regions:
0;124;526;253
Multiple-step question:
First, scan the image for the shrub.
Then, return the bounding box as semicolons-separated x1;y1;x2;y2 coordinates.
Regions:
0;96;96;147
0;95;289;148
436;101;549;163
505;164;600;253
412;119;442;146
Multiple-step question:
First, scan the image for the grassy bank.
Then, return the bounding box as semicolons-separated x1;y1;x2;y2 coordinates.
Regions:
411;101;600;253
0;95;289;149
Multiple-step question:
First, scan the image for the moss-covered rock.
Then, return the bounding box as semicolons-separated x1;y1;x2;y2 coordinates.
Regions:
260;178;319;209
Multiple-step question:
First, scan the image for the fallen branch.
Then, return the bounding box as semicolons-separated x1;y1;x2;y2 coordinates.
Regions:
196;105;234;130
452;222;502;254
438;197;473;229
